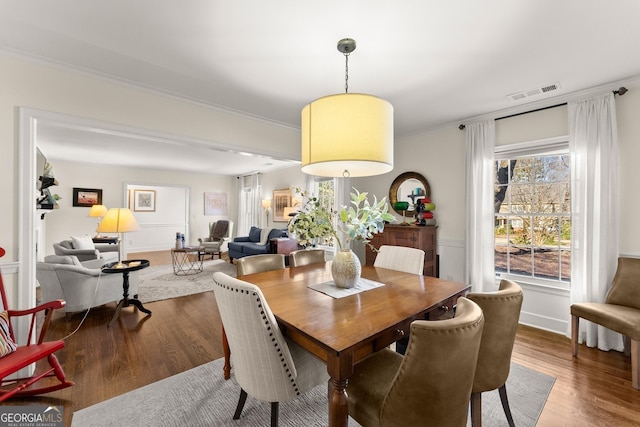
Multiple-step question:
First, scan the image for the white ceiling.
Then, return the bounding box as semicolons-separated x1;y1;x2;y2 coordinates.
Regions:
3;1;640;175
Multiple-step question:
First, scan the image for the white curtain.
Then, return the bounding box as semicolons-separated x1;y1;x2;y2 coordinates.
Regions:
464;120;496;292
569;93;622;351
237;173;262;237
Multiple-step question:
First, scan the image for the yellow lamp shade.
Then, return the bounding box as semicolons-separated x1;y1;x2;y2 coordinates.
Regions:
88;204;108;218
96;208;141;233
301;93;394;177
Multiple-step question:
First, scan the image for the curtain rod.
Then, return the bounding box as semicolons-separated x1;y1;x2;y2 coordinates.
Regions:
458;87;628;130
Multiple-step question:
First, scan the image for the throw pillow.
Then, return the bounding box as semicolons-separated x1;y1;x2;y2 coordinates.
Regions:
71;235;95;250
259;228;274;246
248;226;261;243
0;311;17;357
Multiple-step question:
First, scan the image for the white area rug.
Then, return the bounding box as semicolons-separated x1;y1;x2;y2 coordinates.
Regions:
72;358;554;426
136;260;237;303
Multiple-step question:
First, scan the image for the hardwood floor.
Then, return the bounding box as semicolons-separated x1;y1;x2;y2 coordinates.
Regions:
6;252;640;426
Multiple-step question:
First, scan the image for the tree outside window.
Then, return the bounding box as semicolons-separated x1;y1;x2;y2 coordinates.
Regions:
494;154;571;282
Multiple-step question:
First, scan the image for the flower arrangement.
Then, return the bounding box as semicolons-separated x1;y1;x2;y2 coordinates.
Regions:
288;188;395;251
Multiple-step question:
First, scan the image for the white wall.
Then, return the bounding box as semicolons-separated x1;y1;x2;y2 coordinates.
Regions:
353;86;640;335
39;160;237;258
1;53;299;307
4;52;640;337
258;166;307;230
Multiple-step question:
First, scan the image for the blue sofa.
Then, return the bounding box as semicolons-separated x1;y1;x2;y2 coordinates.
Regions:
228;227;288;261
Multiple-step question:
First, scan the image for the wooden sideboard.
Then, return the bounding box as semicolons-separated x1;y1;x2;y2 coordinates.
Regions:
269;237;299;266
366;224;437;277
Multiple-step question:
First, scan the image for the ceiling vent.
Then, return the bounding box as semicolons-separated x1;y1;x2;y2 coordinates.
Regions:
507;82;561;101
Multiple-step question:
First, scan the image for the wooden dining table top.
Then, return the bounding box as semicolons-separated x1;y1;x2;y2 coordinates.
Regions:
238;261;471;359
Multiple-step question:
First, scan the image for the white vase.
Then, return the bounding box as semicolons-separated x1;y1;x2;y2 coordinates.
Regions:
331;249;361;289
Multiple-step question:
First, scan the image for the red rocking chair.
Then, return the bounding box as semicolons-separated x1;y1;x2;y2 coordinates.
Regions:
0;247;73;401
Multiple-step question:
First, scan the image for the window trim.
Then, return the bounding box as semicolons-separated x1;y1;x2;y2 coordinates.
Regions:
494;135;571;287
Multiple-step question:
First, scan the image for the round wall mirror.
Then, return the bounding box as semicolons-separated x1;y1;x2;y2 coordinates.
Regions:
389;172;431;215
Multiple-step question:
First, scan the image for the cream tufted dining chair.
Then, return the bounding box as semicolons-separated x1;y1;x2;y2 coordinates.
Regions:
212;272;328;427
373;245;425;275
467;279;523;427
346;297;484;427
236;254;285;276
289;249;325;267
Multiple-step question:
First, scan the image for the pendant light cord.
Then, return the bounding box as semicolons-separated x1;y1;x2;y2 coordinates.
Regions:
344;51;350;94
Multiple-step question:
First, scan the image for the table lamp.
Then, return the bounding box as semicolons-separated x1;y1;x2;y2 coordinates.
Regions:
393;201;410;225
96;208;141;267
88;204;108;238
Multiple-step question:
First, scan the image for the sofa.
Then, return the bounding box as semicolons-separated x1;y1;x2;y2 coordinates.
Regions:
53;236;119;262
227;227;288;261
36;255;138;314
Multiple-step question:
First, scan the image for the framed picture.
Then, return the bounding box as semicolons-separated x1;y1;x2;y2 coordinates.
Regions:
204;192;227;215
134;189;156;212
273;188;291;222
73;188;102;207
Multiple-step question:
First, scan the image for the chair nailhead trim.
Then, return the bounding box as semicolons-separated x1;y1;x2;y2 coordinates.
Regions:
214;278;303;397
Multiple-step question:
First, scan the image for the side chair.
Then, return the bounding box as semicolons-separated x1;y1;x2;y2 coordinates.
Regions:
223;253;286;380
467;279;524;427
289;249;325;267
236;254;285;276
212;272;328;427
373;245;425;275
0;247;74;401
346;297;485;427
374;245;426;354
571;257;640;389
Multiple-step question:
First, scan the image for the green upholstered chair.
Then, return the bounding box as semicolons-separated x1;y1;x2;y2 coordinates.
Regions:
346;297;484;427
289;249;325;267
236;254;285;276
571;257;640;389
467;279;523;427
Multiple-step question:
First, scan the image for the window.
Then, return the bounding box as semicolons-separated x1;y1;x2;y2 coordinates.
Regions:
311;177;336;248
494;140;571;284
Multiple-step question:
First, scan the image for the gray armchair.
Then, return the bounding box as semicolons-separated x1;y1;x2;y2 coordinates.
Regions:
198;220;233;259
53;239;119;262
36;255;137;314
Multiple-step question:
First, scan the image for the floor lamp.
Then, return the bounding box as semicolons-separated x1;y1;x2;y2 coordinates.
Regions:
96;208;140;267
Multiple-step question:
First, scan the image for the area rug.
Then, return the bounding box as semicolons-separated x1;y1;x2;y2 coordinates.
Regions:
136;260;237;303
72;358;555;427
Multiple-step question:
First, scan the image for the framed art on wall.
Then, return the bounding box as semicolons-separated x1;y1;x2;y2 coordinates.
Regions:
72;188;102;207
134;189;156;212
204;192;227;215
272;188;291;222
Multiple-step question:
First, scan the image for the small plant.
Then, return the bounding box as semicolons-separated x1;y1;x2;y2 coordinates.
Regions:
288;188;394;251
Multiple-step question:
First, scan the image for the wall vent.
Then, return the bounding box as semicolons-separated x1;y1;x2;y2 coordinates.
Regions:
507;82;561;101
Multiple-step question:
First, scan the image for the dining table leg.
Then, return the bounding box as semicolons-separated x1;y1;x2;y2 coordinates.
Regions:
222;326;231;380
327;352;352;427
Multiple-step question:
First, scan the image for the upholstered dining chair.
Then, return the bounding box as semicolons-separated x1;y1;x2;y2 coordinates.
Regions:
346;297;484;427
212;272;328;427
373;245;425;275
571;257;640;389
289;249;325;267
467;279;524;427
236;254;285;276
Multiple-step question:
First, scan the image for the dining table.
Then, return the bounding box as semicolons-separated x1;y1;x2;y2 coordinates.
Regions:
222;261;470;427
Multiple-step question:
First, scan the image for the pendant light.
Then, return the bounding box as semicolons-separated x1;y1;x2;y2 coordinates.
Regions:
301;38;394;178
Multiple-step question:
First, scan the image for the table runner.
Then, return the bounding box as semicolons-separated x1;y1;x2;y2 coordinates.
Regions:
308;277;384;298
